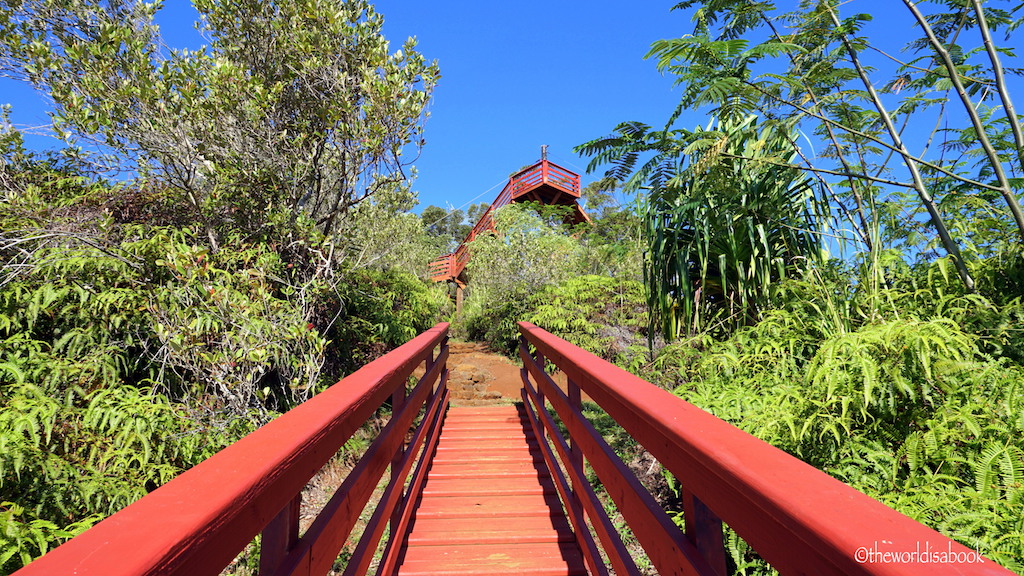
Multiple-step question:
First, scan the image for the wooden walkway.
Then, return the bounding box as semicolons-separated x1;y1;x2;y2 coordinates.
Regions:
18;323;1012;576
391;405;587;575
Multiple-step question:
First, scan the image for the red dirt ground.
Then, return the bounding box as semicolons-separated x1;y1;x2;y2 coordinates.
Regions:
444;340;579;406
445;341;523;406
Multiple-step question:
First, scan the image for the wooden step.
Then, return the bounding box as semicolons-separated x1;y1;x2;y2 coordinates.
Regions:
392;406;587;576
404;516;575;546
421;477;555;497
395;542;588;576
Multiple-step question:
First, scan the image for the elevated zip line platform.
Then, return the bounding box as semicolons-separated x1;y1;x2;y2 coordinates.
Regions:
15;323;1012;576
428;157;590;287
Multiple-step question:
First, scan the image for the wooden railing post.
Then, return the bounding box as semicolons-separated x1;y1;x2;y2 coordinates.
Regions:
682;488;727;576
390;374;408;531
259;494;301;576
535;349;546;442
567;376;583;481
566;376;588;559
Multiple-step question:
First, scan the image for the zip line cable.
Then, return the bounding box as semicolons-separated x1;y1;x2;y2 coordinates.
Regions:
421;176;508;230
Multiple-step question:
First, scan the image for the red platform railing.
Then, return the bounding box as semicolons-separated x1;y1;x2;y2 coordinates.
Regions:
508;160;580;198
16;324;451;576
517;321;1012;576
429;158;581;283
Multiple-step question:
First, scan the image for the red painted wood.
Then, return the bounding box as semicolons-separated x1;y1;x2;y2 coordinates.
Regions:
523;347;713;576
259;495;301;575
424;459;546;479
520;385;614;576
520;366;642;576
518;322;1014;576
682;488;727;576
391;405;587;576
421;477;553;497
276;346;449;576
395;543;587;576
342;384;449;576
404;516;575;546
429;159;588;283
376;386;450;576
15;324;449;576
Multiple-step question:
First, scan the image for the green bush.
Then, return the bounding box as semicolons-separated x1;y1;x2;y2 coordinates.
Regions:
528;275;648;371
0;176;446;570
655;268;1024;571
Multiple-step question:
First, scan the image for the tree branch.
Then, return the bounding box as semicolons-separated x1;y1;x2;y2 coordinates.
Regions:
827;3;974;290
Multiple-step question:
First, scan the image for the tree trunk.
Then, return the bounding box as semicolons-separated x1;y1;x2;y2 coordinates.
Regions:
828;5;975;291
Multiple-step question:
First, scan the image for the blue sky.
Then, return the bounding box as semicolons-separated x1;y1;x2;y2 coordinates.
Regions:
3;1;1021;220
0;1;695;213
371;1;692;212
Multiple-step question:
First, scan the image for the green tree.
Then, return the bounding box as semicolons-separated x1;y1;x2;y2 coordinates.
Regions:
579;115;825;339
342;189;443;277
465;202;490;226
420;204;471;252
0;0;438;243
461;204;583;351
578;178;644;279
643;0;1024;291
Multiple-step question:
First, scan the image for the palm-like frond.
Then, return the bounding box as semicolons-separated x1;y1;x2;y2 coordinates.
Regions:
584;115;829;340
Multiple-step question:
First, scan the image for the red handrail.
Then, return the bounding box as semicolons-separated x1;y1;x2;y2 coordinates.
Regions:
428;159;581;282
517;321;1012;576
16;324;451;576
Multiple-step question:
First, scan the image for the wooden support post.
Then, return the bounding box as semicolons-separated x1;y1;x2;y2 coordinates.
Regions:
455;284;464;316
535;350;546;442
390;379;408;530
566;377;587;549
259;494;301;576
682;487;727;576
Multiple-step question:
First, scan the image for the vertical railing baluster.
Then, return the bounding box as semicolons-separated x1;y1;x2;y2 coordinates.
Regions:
682;487;727;576
535;349;546;442
390;372;408;531
259;494;301;576
426;341;437;403
566;377;588;564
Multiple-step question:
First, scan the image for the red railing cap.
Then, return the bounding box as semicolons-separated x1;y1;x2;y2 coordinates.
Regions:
18;324;450;576
517;321;1011;576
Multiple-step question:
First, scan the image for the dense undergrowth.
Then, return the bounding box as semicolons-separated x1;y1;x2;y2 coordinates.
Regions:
0;162;447;572
659;260;1024;572
469;251;1024;573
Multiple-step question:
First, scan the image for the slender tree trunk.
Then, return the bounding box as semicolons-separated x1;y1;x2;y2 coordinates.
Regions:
759;15;874;252
971;0;1024;168
828;5;975;291
905;0;1024;241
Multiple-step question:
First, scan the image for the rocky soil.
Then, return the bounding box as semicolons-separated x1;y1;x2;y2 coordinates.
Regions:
444;340;523;406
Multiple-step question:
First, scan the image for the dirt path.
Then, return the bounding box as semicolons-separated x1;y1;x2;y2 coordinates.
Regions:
443;339;582;406
445;341;524;406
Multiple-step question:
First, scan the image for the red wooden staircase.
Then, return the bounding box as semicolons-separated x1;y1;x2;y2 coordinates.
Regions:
428;157;589;286
14;322;1013;576
393;405;586;575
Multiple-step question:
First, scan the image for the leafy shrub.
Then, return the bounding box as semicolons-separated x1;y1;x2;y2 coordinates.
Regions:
528;275;648;370
656;273;1024;571
0;179;446;570
0;501;98;575
324;267;448;376
460;204;584;350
